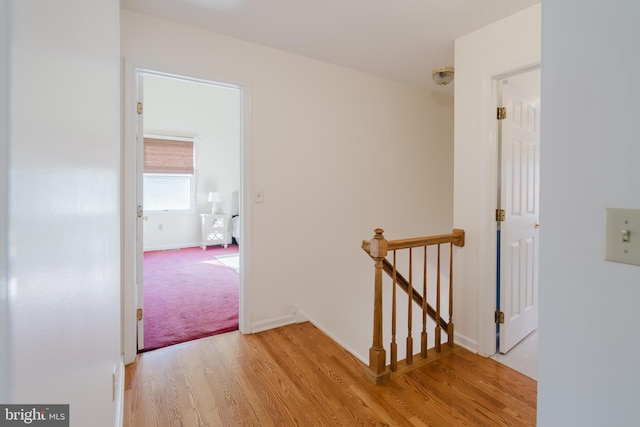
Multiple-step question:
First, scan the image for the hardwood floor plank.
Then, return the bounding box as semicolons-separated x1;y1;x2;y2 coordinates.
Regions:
205;336;265;426
257;327;381;425
124;322;536;426
179;346;224;426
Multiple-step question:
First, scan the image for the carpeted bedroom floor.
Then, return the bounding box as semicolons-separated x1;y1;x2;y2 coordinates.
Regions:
143;244;239;350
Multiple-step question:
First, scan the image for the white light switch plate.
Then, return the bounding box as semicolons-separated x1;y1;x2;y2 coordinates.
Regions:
605;208;640;266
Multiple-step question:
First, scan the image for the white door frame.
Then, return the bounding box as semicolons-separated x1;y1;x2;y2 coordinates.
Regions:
122;58;253;363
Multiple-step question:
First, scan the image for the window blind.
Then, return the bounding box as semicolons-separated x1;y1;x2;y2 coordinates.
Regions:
143;138;194;174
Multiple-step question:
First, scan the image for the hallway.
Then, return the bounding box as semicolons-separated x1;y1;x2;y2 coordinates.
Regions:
124;322;536;426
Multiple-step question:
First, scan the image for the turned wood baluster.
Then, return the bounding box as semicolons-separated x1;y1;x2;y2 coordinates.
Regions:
390;250;398;372
406;248;413;365
367;229;389;383
421;246;428;359
448;242;454;348
435;244;442;353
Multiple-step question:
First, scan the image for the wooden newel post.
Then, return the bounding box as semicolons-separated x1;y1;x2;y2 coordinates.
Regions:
366;228;390;384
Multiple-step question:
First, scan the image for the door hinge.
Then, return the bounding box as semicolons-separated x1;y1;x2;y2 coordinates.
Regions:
495;310;505;324
137;102;143;115
496;209;505;222
497;107;507;120
137;205;143;218
137;308;143;321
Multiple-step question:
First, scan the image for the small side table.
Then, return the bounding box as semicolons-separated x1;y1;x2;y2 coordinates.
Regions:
200;213;231;250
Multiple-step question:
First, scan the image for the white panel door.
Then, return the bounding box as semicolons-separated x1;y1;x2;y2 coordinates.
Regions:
499;70;540;353
136;72;145;351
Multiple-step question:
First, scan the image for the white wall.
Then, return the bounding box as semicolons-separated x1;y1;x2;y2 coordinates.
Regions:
0;0;9;405
453;4;541;355
121;9;454;361
7;1;122;426
142;74;241;250
538;1;640;425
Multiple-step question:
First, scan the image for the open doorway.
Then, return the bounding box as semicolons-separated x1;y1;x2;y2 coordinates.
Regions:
136;71;243;351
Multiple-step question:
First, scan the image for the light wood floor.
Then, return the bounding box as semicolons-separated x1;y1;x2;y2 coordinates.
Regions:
124;322;536;426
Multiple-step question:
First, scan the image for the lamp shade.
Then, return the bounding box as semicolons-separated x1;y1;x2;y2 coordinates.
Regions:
432;66;455;86
207;192;221;202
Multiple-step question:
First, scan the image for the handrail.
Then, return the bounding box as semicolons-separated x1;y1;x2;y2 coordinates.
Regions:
362;229;465;252
362;228;465;384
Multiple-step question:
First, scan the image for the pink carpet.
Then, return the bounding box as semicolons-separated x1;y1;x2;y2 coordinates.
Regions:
143;244;239;350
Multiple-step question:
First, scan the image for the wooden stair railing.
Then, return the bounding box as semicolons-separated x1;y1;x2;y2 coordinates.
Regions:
362;228;465;384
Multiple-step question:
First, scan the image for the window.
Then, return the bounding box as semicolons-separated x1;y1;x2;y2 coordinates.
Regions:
143;137;195;213
143;174;193;211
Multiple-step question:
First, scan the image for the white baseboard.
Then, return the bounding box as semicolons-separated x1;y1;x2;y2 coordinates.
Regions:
143;242;202;252
453;331;478;354
292;306;308;323
251;314;297;333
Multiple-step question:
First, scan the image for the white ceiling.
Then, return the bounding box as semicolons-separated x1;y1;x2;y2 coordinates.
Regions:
121;0;540;92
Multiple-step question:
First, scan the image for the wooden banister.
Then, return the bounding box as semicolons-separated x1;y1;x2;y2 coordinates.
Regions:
362;228;465;384
362;228;465;252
